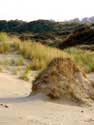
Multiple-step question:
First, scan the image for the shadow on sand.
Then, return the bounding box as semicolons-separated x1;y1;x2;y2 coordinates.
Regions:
0;94;84;107
0;94;48;104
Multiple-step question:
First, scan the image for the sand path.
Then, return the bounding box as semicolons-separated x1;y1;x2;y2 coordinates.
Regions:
0;72;94;125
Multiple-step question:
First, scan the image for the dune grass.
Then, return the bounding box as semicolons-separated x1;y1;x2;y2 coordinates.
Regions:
15;42;94;72
0;33;11;53
0;32;9;42
65;47;94;73
19;65;32;81
0;33;94;73
0;33;66;70
13;40;66;70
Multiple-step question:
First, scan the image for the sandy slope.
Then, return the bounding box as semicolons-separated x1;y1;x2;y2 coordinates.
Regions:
0;73;94;125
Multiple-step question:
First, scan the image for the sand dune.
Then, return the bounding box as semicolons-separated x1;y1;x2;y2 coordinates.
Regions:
0;72;94;125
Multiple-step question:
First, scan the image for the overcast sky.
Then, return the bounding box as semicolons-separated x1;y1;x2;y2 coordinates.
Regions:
0;0;94;21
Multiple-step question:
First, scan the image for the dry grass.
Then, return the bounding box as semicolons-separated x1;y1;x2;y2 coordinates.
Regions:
19;65;31;81
65;48;94;73
0;32;9;42
13;40;66;70
0;33;66;70
0;33;94;72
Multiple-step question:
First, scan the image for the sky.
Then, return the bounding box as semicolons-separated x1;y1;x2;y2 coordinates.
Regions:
0;0;94;21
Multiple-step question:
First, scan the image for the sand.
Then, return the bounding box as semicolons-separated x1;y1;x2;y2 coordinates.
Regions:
0;72;94;125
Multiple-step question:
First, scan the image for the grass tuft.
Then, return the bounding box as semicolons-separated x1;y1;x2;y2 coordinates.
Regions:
65;47;94;73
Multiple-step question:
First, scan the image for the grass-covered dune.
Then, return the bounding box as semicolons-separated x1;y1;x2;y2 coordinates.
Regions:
64;47;94;73
58;26;94;49
0;33;66;70
0;32;94;73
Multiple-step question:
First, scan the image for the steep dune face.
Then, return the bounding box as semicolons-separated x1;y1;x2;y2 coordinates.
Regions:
31;58;94;105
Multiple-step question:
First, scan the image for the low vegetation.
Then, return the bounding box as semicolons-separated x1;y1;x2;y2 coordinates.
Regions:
17;42;66;70
65;47;94;73
0;33;94;73
19;68;30;81
0;33;65;71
